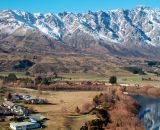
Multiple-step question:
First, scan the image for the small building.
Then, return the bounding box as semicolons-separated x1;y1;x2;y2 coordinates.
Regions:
30;114;47;121
13;94;47;104
10;122;40;130
22;95;32;100
12;104;29;116
3;101;29;116
105;83;112;86
120;84;130;87
3;101;15;109
123;92;129;95
0;107;13;116
12;94;23;101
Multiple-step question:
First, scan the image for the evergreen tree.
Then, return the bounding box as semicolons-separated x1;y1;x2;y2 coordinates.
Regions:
109;76;117;84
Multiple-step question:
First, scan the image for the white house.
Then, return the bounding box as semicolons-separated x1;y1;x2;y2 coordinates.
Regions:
10;122;40;130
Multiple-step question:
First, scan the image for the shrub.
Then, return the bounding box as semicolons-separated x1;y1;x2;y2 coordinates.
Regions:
125;67;146;75
35;76;42;85
25;72;31;76
109;76;117;84
41;78;50;85
7;73;17;82
5;92;12;100
93;95;100;106
54;72;58;78
75;106;80;113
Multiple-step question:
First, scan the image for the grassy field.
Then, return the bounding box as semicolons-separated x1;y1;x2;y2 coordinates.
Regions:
0;71;31;79
0;71;159;87
59;73;108;81
60;73;160;87
118;75;160;87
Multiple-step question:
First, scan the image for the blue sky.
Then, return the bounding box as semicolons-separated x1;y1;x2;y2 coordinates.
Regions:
0;0;159;13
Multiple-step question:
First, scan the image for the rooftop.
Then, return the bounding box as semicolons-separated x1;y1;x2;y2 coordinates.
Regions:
30;114;47;121
3;101;15;107
10;122;36;127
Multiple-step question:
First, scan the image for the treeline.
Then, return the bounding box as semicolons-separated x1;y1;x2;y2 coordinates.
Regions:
145;60;160;67
0;72;59;86
125;67;146;75
29;84;106;91
0;73;106;91
0;72;118;91
0;73;18;82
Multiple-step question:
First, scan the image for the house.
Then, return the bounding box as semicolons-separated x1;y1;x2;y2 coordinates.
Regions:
12;95;21;101
0;106;13;116
12;94;23;101
29;98;47;104
12;104;29;116
3;101;29;116
10;122;40;130
3;101;15;109
30;114;47;121
12;94;47;104
22;95;32;100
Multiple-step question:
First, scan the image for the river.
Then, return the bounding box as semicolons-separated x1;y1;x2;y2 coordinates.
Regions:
132;94;160;130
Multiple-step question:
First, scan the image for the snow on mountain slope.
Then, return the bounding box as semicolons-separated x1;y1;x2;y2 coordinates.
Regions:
0;6;160;47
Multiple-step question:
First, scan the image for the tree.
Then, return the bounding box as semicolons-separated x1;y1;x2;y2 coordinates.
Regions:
109;76;117;84
41;78;50;85
25;72;31;76
93;95;100;106
6;92;12;100
7;73;17;82
35;76;42;85
54;72;58;78
75;106;80;114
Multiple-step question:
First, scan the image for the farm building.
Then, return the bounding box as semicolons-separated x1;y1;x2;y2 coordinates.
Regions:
10;121;40;130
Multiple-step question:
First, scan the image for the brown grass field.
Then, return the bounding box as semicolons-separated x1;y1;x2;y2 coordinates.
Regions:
1;87;102;130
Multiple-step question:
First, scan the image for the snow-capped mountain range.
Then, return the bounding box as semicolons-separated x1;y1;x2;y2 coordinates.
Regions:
0;6;160;57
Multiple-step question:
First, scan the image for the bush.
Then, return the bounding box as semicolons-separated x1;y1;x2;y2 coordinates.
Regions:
41;78;50;85
7;73;17;82
5;92;12;100
93;95;100;106
146;61;160;66
75;106;80;113
125;67;146;75
35;76;42;85
109;76;117;84
25;72;31;76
